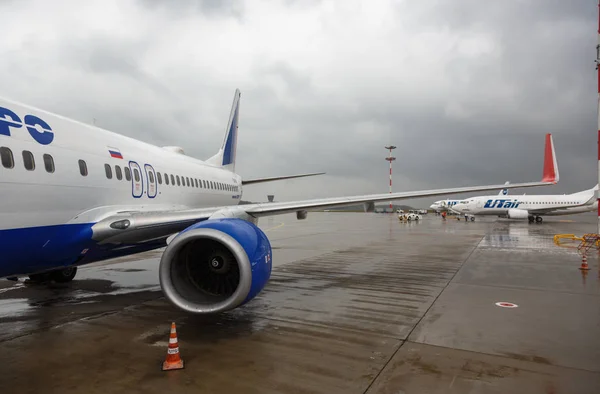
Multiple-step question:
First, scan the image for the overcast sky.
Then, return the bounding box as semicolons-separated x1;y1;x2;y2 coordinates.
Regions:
0;0;596;206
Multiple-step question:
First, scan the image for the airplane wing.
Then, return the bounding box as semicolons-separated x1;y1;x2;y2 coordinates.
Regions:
91;133;558;245
242;172;325;185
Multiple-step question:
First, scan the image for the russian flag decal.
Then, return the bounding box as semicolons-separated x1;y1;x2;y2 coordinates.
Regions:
108;147;123;159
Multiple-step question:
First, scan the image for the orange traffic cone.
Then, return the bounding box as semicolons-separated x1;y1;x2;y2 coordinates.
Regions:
162;322;184;371
579;255;590;271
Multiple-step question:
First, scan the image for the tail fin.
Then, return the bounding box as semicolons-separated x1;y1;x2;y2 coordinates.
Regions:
498;181;510;195
541;133;559;183
206;89;241;172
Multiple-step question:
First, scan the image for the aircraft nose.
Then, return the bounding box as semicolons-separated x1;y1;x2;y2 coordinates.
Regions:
453;204;464;212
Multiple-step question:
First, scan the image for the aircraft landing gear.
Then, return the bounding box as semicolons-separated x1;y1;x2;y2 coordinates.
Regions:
27;267;78;284
528;215;543;224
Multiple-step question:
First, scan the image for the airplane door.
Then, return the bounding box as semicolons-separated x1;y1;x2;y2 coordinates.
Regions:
144;164;157;198
476;199;483;209
129;161;144;198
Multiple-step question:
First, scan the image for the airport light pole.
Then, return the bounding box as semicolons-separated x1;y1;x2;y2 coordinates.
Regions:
385;146;397;211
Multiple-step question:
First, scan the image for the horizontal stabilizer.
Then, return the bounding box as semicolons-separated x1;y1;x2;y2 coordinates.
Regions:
242;172;325;185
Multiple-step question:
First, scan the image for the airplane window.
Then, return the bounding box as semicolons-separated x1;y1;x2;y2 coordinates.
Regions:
43;154;54;173
115;165;122;180
0;147;14;169
149;171;155;183
170;174;175;185
202;180;206;188
105;164;113;179
176;175;180;186
164;173;169;185
78;159;88;176
186;177;190;187
124;166;131;181
195;179;198;188
157;172;162;184
134;168;140;182
22;150;35;171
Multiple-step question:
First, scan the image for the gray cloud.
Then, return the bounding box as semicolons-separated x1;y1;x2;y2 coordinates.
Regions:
0;0;596;206
139;0;244;19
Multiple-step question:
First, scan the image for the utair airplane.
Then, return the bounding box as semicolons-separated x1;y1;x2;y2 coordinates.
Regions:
451;182;598;223
0;89;559;314
429;181;511;213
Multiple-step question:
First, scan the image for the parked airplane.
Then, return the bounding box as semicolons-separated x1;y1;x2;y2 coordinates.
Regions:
450;184;599;224
0;89;558;314
429;182;511;213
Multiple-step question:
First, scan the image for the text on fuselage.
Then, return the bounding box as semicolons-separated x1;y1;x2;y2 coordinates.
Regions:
484;199;521;209
0;106;54;145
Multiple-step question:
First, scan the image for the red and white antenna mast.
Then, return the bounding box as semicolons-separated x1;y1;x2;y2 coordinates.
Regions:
385;145;397;211
596;0;600;234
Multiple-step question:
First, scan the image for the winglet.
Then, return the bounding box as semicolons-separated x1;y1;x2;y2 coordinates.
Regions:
541;133;559;183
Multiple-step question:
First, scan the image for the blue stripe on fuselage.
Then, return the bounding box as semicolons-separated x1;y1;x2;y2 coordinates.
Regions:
0;223;168;278
0;223;95;277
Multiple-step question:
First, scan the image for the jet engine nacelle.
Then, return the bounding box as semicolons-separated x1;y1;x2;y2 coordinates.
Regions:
159;218;272;314
506;208;529;219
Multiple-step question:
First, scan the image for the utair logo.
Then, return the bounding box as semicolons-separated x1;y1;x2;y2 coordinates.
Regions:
484;199;521;209
0;106;54;145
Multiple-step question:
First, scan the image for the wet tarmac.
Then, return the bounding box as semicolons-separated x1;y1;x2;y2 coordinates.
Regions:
1;212;599;393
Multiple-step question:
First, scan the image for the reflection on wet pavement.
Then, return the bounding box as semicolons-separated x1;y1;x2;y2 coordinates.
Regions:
0;212;599;393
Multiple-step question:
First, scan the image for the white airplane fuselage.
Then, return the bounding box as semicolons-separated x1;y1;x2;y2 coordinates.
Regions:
0;96;242;278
